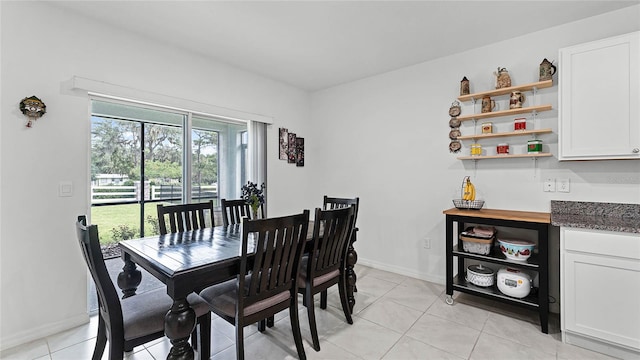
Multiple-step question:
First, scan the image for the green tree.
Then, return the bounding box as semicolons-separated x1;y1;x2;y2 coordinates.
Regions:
192;130;218;185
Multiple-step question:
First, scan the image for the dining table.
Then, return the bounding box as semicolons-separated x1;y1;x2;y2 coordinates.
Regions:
117;222;358;360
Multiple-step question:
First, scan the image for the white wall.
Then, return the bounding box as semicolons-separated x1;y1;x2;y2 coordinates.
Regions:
309;5;640;310
0;2;314;350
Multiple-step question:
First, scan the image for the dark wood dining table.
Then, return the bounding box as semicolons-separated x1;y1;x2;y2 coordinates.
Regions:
117;222;358;360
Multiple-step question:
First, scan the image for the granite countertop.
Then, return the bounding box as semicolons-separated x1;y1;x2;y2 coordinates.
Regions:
551;201;640;234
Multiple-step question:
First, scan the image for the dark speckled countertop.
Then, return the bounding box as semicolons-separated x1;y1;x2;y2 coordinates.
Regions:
551;201;640;234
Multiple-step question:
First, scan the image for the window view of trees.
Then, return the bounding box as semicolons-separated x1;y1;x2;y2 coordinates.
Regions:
91;115;219;247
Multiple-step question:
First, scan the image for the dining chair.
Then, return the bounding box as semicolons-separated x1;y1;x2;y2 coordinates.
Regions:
321;195;360;308
220;198;265;226
298;206;356;351
157;200;215;235
199;211;310;360
323;195;359;222
75;216;211;360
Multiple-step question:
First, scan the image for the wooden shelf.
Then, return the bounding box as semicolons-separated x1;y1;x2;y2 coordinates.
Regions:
457;153;553;160
457;128;553;141
457;104;552;122
458;80;553;102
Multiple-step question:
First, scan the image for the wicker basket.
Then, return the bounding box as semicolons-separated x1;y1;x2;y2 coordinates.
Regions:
453;199;485;210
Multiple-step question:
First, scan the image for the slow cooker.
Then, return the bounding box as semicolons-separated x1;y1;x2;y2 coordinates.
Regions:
466;264;494;287
497;267;532;298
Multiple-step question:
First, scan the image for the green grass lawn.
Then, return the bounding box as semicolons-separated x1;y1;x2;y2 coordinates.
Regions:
91;199;220;245
91;203;160;244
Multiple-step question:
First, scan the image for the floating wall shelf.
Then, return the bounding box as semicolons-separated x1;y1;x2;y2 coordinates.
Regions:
456;128;553;141
457;104;552;122
457;80;553;102
457;153;553;160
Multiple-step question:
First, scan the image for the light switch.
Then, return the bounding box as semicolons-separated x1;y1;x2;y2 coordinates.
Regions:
59;181;73;197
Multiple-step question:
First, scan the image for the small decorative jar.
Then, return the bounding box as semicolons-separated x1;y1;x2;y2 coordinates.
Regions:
460;76;470;95
527;139;543;153
495;67;512;89
481;122;493;134
471;143;482;156
497;143;510;154
514;118;527;131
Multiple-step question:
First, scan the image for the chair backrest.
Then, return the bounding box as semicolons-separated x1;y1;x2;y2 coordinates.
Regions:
307;206;356;279
157;200;215;235
323;196;359;225
221;198;265;226
238;210;309;312
76;216;124;333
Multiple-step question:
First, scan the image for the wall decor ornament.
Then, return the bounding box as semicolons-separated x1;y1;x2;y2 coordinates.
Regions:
460;76;470;95
295;137;304;167
279;127;306;167
539;58;557;81
19;95;46;128
278;128;288;160
448;100;461;153
494;67;512;89
287;132;297;163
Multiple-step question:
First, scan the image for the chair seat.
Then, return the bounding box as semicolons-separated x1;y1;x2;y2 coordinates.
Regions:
122;288;210;341
297;256;340;289
200;278;290;318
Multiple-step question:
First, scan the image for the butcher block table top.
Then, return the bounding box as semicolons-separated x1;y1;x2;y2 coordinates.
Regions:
443;208;551;224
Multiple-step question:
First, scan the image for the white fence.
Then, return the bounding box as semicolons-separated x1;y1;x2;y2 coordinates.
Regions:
91;184;217;204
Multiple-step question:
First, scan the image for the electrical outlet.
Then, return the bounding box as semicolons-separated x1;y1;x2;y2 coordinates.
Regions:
558;178;570;193
543;178;556;192
423;238;431;249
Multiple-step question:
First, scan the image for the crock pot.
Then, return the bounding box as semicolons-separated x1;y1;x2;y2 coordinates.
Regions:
497;267;532;298
466;264;494;287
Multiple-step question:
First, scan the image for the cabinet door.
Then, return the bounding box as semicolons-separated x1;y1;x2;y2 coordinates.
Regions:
562;228;640;350
559;31;640;160
562;251;640;349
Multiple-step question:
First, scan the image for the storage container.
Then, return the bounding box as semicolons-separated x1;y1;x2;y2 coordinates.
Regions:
470;143;482;156
497;143;509;154
514;118;527;131
527;139;542;153
481;122;493;134
460;235;494;255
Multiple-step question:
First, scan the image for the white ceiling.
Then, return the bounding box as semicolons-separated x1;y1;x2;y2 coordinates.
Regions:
50;1;638;91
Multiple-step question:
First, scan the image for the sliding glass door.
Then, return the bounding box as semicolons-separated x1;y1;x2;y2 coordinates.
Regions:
90;99;249;248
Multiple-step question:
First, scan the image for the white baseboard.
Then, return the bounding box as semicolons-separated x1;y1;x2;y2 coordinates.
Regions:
357;257;446;285
564;331;640;360
0;313;89;352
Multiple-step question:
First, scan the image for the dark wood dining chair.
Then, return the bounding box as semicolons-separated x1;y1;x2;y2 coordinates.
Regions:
322;196;360;308
323;195;359;222
75;216;211;360
157;200;215;235
220;198;265;226
199;211;310;360
298;206;356;351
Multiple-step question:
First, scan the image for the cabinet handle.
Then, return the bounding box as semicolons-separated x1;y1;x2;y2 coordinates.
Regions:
633;148;640;153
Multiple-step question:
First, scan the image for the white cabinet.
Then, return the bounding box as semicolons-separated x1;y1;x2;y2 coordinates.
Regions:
561;227;640;359
559;31;640;160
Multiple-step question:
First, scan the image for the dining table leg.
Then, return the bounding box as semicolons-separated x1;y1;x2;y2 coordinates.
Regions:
346;228;358;313
117;255;142;299
165;297;197;360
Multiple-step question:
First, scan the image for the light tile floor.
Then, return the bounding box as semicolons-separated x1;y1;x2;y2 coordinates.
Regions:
1;265;620;360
